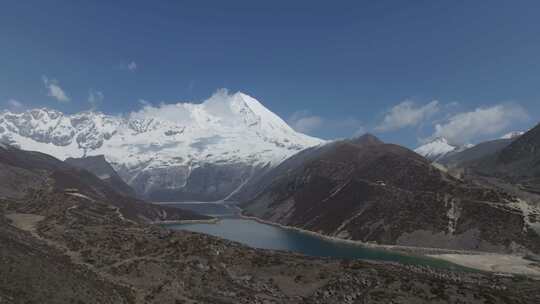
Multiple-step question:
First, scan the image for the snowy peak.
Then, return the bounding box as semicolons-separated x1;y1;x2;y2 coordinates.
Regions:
232;92;294;133
0;91;323;166
414;137;458;161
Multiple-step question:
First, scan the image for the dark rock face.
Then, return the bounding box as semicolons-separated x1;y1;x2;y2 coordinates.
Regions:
65;155;136;197
242;137;540;254
467;123;540;193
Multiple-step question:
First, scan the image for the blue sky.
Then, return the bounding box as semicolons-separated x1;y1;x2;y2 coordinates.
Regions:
1;0;539;147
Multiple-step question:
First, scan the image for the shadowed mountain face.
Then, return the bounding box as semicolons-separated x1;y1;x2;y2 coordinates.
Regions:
498;123;540;166
65;155;136;197
241;135;540;254
0;145;208;222
438;138;514;167
230;134;384;202
467;123;540;193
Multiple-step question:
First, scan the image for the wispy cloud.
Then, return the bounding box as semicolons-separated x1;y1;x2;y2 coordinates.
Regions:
138;99;152;107
376;100;439;132
88;89;104;109
117;61;138;72
288;110;324;134
42;76;70;102
6;98;23;109
127;61;137;71
428;104;528;145
288;110;364;137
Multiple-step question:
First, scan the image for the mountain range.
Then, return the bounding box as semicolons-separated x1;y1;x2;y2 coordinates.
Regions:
0;92;323;201
2;93;540;254
415;131;524;164
2;94;540;302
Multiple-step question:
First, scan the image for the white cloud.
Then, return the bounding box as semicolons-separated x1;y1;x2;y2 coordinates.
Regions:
138;99;152;107
88;89;104;109
430;104;528;145
288;110;324;134
376;100;439;132
115;61;138;72
6;98;23;109
287;110;365;137
131;89;363;139
127;61;137;71
42;76;70;102
131;89;235;125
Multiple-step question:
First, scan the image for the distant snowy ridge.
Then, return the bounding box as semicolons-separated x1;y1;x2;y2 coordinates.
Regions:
414;137;459;161
0;91;324;201
416;131;525;162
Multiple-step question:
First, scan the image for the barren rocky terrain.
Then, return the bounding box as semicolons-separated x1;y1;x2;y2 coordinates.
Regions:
2;190;540;304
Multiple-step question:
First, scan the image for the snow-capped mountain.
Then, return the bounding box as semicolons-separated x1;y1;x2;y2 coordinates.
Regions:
0;91;324;201
414;137;473;162
414;137;458;161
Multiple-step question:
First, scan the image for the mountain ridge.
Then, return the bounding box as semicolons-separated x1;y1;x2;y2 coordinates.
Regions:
241;135;540;254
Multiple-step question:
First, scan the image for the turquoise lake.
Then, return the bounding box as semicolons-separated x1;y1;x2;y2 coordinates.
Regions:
159;202;467;270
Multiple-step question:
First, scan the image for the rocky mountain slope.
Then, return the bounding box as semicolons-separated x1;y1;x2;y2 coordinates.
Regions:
469;123;540;193
438;138;516;168
0;91;323;201
65;155;136;197
416;131;524;166
241;135;540;254
0;144;207;222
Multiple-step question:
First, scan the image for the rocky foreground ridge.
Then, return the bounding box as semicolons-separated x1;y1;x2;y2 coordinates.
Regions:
2;188;540;303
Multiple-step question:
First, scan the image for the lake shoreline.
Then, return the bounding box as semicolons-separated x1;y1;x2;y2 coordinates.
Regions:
428;253;540;278
152;218;220;225
156;201;540;277
239;213;470;255
240;213;540;277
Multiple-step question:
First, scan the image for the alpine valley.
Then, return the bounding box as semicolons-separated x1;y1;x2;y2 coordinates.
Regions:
2;91;540;303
